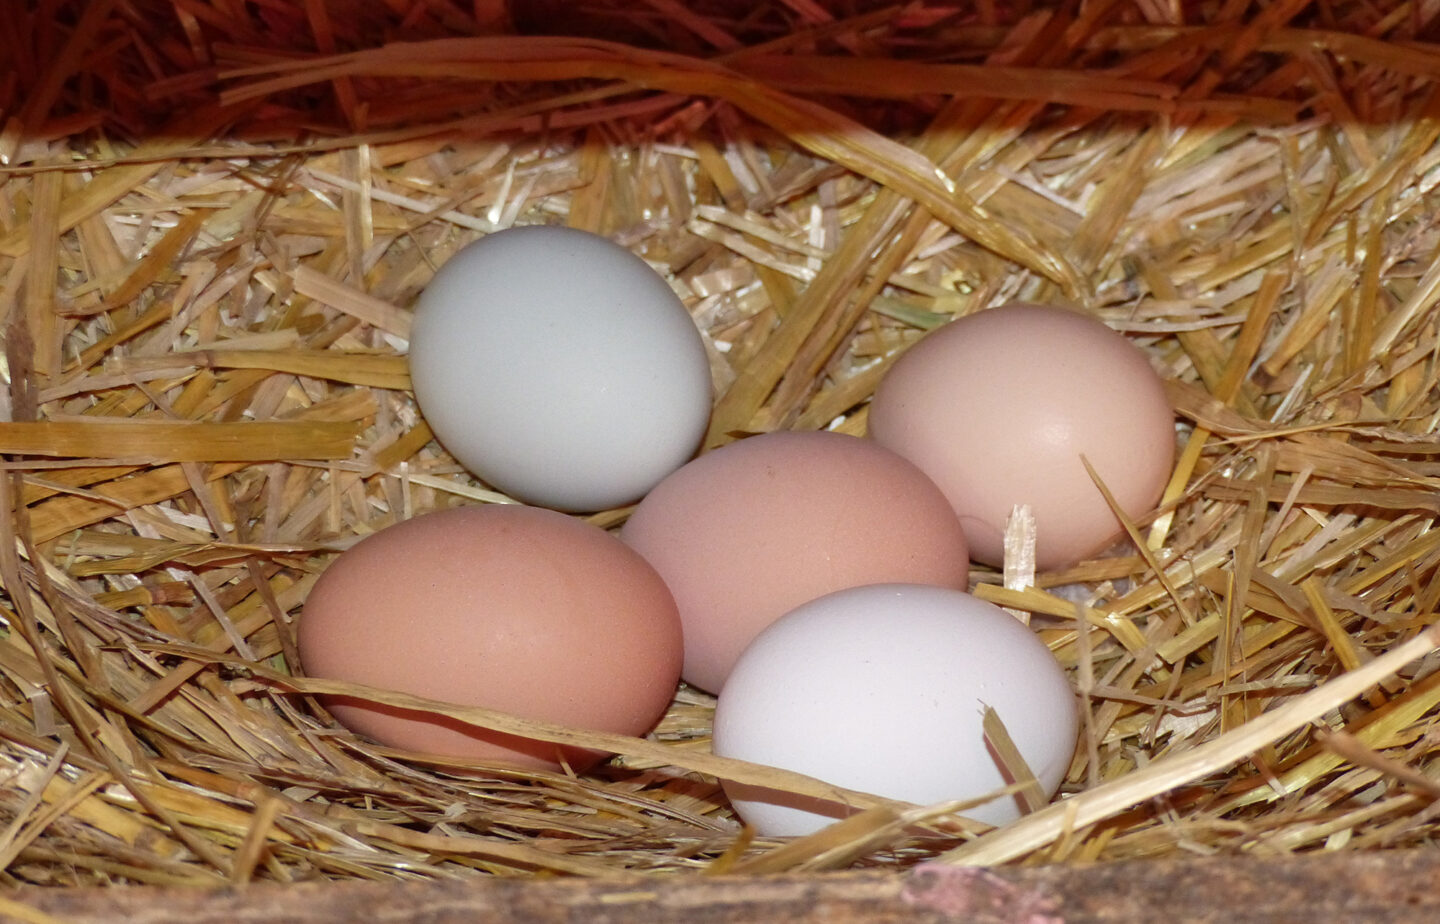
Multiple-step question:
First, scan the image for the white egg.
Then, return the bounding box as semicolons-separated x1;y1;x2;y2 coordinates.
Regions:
712;584;1078;835
408;226;712;512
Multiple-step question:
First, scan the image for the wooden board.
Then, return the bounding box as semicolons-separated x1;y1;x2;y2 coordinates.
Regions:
9;848;1440;923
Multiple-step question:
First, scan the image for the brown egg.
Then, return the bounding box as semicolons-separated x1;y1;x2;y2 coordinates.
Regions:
297;505;682;772
869;302;1176;570
620;431;970;693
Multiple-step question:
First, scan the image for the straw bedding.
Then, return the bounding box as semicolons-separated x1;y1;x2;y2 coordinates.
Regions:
2;0;1440;890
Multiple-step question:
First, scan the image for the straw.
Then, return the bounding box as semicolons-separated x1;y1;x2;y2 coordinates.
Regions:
1;0;1440;887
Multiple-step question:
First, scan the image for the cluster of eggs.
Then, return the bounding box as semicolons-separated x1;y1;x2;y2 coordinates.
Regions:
297;226;1175;834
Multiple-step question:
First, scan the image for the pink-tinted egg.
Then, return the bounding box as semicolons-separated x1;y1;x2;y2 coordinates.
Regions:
297;505;683;772
868;302;1175;570
620;431;970;693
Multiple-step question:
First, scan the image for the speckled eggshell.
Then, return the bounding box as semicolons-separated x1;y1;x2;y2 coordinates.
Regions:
620;431;970;694
868;303;1175;570
297;505;683;772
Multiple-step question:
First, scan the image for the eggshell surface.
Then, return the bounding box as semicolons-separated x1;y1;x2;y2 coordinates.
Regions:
713;584;1078;835
868;302;1175;569
297;505;683;772
408;226;712;512
620;431;970;693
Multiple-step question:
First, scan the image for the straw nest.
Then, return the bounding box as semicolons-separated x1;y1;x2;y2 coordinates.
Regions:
2;0;1440;891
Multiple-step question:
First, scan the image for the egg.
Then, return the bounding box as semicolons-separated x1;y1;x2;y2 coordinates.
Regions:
408;225;713;512
621;431;970;694
868;302;1175;570
297;505;683;772
713;584;1078;835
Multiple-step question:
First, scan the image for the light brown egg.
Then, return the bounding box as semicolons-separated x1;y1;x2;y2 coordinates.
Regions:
297;505;682;772
869;302;1175;570
620;431;970;694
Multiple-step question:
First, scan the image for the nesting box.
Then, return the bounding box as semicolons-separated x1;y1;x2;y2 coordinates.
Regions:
4;1;1440;920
